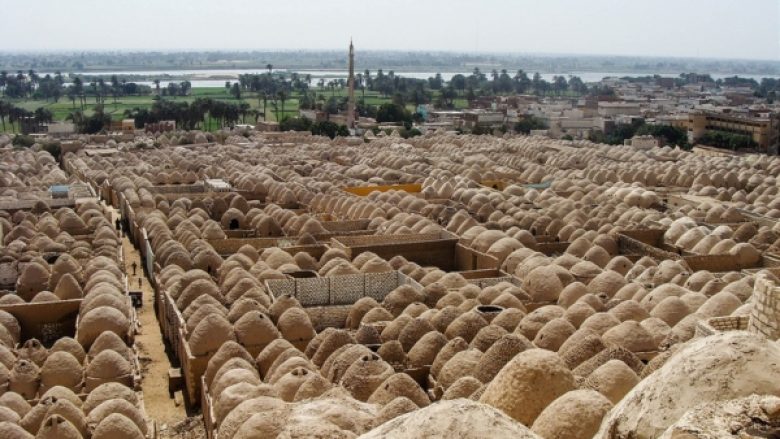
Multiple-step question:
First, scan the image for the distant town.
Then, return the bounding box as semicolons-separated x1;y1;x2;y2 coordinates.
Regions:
2;46;779;154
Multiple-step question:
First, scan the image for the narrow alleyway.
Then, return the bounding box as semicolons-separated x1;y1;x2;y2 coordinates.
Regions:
107;206;189;432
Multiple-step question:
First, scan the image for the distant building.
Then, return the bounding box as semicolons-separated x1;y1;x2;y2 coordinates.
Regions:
428;111;464;127
355;117;378;131
20;117;41;135
687;110;780;153
655;77;675;88
121;119;136;133
546;115;607;140
255;121;279;132
598;102;641;117
144;121;176;133
328;114;349;126
462;110;505;130
299;109;327;123
204;179;231;192
625;135;662;149
44;122;77;136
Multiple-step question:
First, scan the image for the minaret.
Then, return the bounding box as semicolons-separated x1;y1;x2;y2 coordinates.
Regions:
347;39;356;130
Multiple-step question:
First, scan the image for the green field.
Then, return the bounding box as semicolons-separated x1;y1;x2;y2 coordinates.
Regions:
1;87;469;133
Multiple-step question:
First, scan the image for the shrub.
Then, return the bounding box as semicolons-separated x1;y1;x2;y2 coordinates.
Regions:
515;116;548;134
41;141;62;161
279;117;313;132
12;135;35;148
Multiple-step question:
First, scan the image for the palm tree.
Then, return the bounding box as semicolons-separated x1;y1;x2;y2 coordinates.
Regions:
28;69;38;95
72;77;85;110
67;87;77;109
189;97;210;130
317;93;326;110
238;101;250;123
66;110;85;133
0;71;7;96
266;64;273;75
258;91;270;122
357;73;366;99
154;79;161;96
34;107;53;125
110;75;120;104
97;78;107;104
0;100;9;131
8;106;22;132
276;90;288;121
89;80;98;103
230;83;241;100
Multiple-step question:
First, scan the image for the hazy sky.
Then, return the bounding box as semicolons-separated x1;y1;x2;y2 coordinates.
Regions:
1;0;779;60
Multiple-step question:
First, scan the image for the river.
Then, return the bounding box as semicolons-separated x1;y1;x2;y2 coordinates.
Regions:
55;69;780;88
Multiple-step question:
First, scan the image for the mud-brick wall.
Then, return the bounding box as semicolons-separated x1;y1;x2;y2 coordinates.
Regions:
748;275;780;340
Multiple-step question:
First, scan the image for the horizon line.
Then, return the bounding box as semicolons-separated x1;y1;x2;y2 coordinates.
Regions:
0;47;778;64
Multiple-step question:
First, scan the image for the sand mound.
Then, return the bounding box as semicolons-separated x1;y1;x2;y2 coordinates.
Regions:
358;399;541;439
0;421;34;439
87;399;148;436
531;389;613;439
92;412;145;439
596;332;780;438
374;397;418;426
40;352;83;393
480;348;575;426
35;414;82;439
659;394;780;438
473;334;532;383
367;373;430;407
581;359;640;404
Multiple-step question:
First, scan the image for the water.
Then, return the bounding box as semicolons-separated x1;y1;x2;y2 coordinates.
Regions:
53;68;780;88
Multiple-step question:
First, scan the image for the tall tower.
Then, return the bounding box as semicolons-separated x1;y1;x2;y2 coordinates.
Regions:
347;39;356;130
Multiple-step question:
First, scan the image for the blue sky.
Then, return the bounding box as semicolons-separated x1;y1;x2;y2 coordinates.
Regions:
0;0;778;60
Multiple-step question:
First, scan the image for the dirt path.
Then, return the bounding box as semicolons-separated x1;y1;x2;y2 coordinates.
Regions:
108;207;188;430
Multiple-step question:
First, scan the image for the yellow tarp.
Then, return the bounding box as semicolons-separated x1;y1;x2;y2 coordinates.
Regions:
343;184;422;196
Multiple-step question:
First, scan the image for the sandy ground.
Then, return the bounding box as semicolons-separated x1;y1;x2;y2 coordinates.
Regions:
108;206;204;438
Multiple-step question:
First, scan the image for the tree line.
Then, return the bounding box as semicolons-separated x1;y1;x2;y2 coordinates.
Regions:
300;68;592;112
588;120;690;149
698;130;757;151
227;66;597;121
125;98;254;132
0;70;156;109
61;97;254;135
0;100;53;132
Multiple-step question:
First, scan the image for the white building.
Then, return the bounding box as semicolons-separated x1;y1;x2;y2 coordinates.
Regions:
625;135;661;149
44;122;76;136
